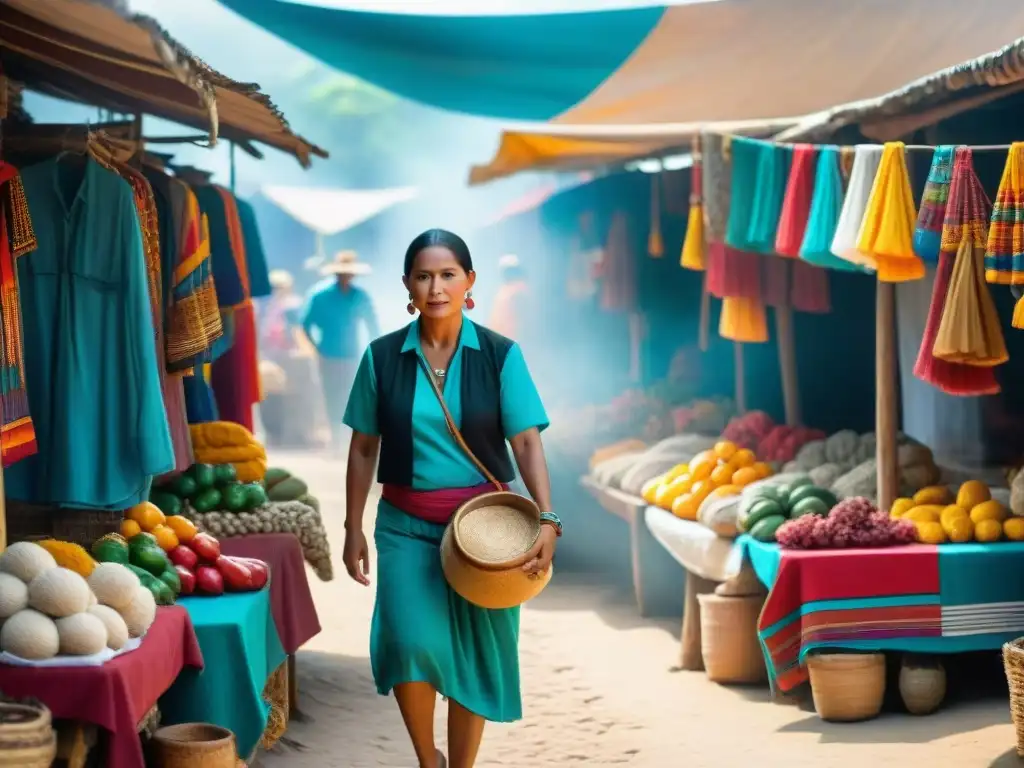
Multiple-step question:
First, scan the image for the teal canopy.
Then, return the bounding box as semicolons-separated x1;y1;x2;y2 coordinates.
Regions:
215;0;666;120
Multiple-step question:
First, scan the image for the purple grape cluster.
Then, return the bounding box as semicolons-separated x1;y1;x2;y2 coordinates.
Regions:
776;496;917;549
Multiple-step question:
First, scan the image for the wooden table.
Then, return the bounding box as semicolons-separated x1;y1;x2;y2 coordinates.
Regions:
580;477;684;618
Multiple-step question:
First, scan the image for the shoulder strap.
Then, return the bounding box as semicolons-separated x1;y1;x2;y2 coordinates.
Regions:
417;357;503;491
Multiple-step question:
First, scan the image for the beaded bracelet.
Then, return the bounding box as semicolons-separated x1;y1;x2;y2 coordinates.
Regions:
539;512;562;537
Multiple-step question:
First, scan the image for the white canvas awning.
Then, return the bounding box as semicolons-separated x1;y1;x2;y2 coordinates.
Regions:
259;184;419;236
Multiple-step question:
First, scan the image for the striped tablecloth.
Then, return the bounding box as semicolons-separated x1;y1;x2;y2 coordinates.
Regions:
735;537;1024;692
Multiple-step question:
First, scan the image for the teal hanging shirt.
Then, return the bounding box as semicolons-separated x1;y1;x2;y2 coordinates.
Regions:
343;318;548;490
301;278;379;360
7;159;174;509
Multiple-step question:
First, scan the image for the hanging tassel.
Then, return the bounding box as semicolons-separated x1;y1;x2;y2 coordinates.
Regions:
681;139;705;270
719;296;769;343
648;174;664;258
984;143;1024;326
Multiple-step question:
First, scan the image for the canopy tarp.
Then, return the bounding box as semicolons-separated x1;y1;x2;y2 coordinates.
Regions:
0;0;327;166
258;184;419;236
211;0;1024;180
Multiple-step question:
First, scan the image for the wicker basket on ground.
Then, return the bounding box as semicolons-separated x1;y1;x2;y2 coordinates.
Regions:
807;652;885;722
7;501;120;547
151;723;236;768
697;593;767;684
0;696;56;767
1003;637;1024;755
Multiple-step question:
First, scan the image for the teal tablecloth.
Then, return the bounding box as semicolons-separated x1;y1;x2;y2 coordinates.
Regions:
159;588;286;759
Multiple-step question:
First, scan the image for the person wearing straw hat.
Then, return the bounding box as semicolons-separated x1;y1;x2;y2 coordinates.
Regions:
300;250;379;454
341;229;561;768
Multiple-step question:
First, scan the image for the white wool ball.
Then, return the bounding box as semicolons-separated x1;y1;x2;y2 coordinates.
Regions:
88;605;129;651
0;542;57;584
88;591;97;608
0;573;28;619
120;587;156;639
28;568;91;618
87;563;140;612
56;612;107;656
1;609;59;660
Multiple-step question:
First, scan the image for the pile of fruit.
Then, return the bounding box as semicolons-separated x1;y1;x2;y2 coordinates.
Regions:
151;462;267;517
189;421;267;483
775;496;916;549
0;541;159;662
720;412;826;464
642;441;773;521
191;499;333;582
736;477;839;542
112;501;268;597
891;481;1024;544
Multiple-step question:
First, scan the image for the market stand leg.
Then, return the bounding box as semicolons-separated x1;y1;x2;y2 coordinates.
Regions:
629;509;685;618
679;570;717;671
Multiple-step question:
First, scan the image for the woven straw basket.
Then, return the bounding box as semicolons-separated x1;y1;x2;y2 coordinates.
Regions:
1003;638;1024;754
151;723;236;768
807;652;886;722
441;491;552;610
697;593;767;684
0;699;55;767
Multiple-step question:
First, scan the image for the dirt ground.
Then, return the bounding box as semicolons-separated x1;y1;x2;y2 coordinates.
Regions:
260;452;1021;767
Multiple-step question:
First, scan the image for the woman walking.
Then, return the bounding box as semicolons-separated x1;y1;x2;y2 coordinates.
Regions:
342;229;561;767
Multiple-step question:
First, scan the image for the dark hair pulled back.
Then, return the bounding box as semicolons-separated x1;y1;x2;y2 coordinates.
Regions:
403;228;473;277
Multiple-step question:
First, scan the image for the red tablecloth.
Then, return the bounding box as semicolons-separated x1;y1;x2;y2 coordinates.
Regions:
0;605;203;768
221;533;321;653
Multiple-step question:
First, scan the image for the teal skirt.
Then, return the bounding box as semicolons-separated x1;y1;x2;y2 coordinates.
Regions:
371;500;522;722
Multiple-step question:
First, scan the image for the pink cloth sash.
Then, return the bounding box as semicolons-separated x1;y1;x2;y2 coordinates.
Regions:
382;482;507;525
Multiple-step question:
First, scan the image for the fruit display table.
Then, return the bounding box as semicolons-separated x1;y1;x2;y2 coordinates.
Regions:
580;476;684;617
735;536;1024;693
0;606;203;768
220;533;321;717
159;588;286;762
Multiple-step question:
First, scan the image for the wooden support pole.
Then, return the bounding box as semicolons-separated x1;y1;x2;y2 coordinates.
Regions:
734;343;746;414
775;304;801;426
875;281;899;511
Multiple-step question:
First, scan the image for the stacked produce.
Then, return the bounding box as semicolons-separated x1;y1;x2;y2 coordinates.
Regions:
670;397;734;436
593;434;719;495
831;444;941;502
720;412;826;464
775;497;917;549
0;541;157;661
113;501;268;596
190;500;333;582
736;476;839;542
891;481;1024;544
642;441;774;521
150;462;267;517
189;421;267;483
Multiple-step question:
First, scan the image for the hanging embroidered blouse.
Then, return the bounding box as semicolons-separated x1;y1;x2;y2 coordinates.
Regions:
6;158;174;508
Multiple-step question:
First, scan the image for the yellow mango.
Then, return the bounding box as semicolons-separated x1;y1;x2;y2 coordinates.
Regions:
915;521;946;545
641;476;665;504
956;480;991;510
942;515;973;544
974;519;1003;543
889;497;915;519
913;486;953;506
655;476;689;509
970;500;1008;525
1005;517;1024;542
905;506;943;524
663;463;689;484
939;505;968;528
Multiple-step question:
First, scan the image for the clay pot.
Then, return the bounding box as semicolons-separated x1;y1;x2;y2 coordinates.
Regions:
899;655;946;715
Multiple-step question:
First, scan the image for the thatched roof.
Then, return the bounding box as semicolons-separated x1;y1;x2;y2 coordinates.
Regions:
0;0;327;166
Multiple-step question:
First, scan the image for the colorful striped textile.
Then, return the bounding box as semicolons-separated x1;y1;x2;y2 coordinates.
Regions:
736;537;1024;693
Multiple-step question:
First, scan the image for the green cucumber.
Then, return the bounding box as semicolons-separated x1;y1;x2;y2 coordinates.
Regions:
750;514;787;543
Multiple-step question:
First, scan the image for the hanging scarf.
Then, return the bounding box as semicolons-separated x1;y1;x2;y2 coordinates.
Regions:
832;145;883;271
913;146;954;266
713;136;762;300
0;163;37;467
984;142;1024;326
933;148;1008;367
856;142;925;283
701;132;732;246
775;145;817;258
746;142;792;255
800;146;864;272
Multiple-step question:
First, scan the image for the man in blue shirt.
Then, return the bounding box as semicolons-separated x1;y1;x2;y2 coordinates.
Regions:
300;251;380;454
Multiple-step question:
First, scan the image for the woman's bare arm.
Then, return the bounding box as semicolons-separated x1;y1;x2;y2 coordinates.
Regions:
509;427;552;512
346;431;381;532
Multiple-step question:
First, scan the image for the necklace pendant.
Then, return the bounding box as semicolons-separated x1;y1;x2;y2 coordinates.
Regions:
434;368;446;378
